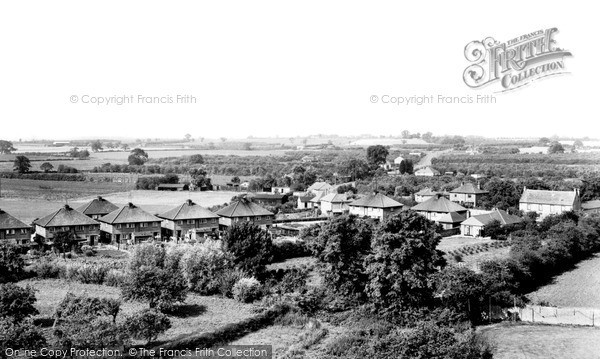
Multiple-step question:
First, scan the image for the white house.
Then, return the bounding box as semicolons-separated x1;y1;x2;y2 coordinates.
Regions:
519;187;581;219
415;167;440;177
320;193;351;216
349;193;404;221
460;209;523;237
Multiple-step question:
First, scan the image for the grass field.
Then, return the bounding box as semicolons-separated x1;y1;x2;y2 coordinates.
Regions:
18;278;257;343
527;253;600;308
480;323;600;359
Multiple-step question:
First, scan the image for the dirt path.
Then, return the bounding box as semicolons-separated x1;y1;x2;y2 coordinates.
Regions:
415;149;452;169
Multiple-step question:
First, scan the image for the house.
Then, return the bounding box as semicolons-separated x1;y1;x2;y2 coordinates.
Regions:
471;174;487;180
308;191;326;209
415;167;440;177
0;209;31;244
320;193;352;216
519;187;581;219
460;209;523;237
450;182;489;207
216;197;275;228
158;199;220;241
411;194;468;223
272;186;291;194
76;196;119;220
33;205;100;244
437;212;467;230
415;188;439;203
157;183;189;191
98;203;162;244
393;156;405;165
297;193;315;209
380;160;394;171
349;193;404;220
247;192;285;206
582;200;600;214
307;182;333;196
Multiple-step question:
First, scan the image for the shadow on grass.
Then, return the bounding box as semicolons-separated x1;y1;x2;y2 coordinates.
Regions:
165;304;207;318
34;317;55;328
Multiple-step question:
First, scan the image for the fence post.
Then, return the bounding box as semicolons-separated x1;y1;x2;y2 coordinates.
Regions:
532;308;534;323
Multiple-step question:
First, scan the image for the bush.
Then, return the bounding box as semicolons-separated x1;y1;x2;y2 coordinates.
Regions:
271;240;310;263
0;243;25;283
74;263;108;284
104;269;127;287
222;221;273;277
181;246;233;295
31;260;62;279
124;309;171;344
217;269;246;298
233;277;263;303
0;284;39;323
0;319;47;358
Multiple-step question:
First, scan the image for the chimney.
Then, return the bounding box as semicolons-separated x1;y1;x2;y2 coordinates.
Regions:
64;204;71;210
477;182;481;190
187;199;193;205
128;202;135;208
97;196;103;201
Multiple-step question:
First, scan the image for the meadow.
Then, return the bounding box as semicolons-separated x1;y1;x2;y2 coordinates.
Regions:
527;253;600;308
480;323;600;359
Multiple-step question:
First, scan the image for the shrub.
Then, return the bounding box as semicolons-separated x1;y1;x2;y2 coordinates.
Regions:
233;277;263;303
104;269;127;287
0;243;25;283
181;246;233;295
124;309;171;344
271;240;310;263
0;319;47;358
0;284;39;323
75;263;108;284
217;269;246;298
31;260;62;279
222;221;273;277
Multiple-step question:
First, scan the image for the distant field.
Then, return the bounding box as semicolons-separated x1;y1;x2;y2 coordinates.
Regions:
0;178;132;200
480;323;600;359
527;253;600;308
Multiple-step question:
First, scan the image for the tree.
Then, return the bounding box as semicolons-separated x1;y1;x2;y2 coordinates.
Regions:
422;132;433;142
220;137;227;142
189;154;204;164
0;319;47;359
340;158;370;181
184;133;192;142
365;211;444;321
128;148;149;165
124;309;171;345
13;156;31;174
307;215;372;303
222;221;273;277
401;130;410;139
90;140;103;152
548;141;565;154
0;284;38;323
121;244;188;310
0;243;25;283
52;231;75;258
0;140;16;154
40;162;54;173
573;139;584;149
120;143;130;151
366;145;389;166
231;176;241;184
539;137;551;145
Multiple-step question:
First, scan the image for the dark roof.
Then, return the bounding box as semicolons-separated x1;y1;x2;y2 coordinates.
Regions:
76;196;119;216
0;209;30;230
298;194;315;202
247;193;284;200
461;209;523;226
99;203;160;224
411;195;467;213
438;211;466;224
34;205;99;227
519;188;578;206
216;198;274;218
157;183;187;188
158;200;220;221
450;182;489;195
350;193;403;209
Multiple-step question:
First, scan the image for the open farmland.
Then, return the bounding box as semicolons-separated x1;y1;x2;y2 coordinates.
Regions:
0;177;133;200
527;253;600;308
480;324;600;359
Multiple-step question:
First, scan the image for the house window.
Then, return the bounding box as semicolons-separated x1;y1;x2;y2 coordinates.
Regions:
527;204;531;211
467;194;472;198
178;220;184;225
187;220;195;224
20;229;28;234
141;223;148;228
128;223;136;228
538;204;543;211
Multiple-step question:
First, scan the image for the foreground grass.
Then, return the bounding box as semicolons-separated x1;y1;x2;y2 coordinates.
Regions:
480;323;600;359
527;253;600;308
17;278;257;343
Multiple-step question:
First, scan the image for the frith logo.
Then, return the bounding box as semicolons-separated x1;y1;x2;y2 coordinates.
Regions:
463;28;572;92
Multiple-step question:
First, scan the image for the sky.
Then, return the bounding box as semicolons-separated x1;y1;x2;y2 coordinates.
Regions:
0;1;598;141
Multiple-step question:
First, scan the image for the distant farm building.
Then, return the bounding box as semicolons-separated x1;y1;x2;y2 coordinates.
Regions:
157;183;189;191
415;167;440;177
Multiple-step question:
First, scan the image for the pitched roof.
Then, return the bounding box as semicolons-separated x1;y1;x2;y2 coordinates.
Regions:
320;193;351;203
415;188;438;196
307;182;333;192
393;156;405;164
450;182;489;194
34;205;99;227
519;188;578;206
461;209;523;226
99;203;160;224
309;191;325;203
76;196;119;216
582;200;600;210
350;193;403;209
216;198;274;218
157;200;220;221
438;211;466;224
298;194;315;202
411;195;467;213
0;209;30;229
